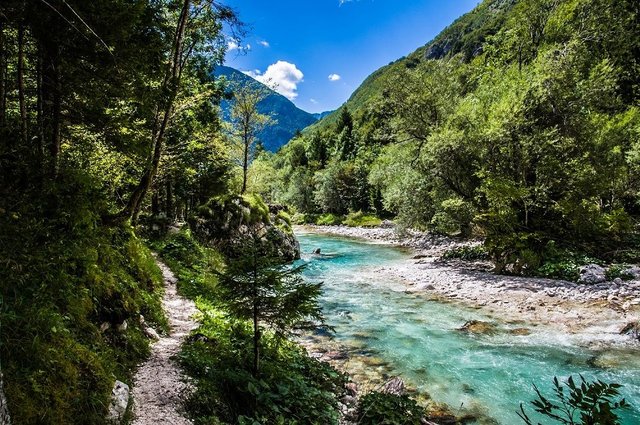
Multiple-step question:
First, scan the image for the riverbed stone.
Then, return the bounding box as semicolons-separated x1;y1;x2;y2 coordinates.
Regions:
457;320;497;335
107;380;129;423
578;264;606;284
508;328;532;336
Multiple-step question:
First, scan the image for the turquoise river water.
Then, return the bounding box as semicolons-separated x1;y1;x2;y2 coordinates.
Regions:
295;231;640;424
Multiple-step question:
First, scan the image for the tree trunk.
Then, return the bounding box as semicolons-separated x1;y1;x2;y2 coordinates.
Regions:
118;0;191;223
242;130;249;194
18;24;27;145
165;179;173;221
252;246;260;377
0;22;6;128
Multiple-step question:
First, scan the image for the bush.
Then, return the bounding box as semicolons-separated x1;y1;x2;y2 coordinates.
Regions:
180;300;345;424
357;392;425;425
343;211;382;227
0;178;167;424
441;245;488;261
518;376;629;425
535;242;601;282
316;213;345;226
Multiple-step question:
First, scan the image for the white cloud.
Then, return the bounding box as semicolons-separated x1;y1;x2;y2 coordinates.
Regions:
244;61;304;100
310;98;318;104
227;39;250;52
259;40;270;48
328;73;341;82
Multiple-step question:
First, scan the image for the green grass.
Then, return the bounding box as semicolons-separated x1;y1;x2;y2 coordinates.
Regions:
343;211;382;228
1;196;167;424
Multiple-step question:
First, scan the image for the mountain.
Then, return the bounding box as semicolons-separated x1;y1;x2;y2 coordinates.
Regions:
214;66;318;152
309;0;516;131
312;111;334;120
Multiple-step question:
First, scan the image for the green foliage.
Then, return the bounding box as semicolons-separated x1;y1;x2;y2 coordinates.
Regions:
604;264;635;282
441;245;489;261
180;302;345;425
357;392;426;425
0;177;166;424
316;213;345;226
216;232;326;375
536;243;601;281
149;228;224;300
156;230;344;424
518;376;629;425
261;0;640;276
343;211;382;227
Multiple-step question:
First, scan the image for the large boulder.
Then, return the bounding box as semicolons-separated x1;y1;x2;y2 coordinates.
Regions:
189;194;300;262
578;264;606;284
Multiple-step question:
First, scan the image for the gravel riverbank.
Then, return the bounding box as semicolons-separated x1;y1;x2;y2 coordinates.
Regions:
297;225;640;348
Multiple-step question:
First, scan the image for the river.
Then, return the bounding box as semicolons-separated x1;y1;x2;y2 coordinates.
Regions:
295;231;640;424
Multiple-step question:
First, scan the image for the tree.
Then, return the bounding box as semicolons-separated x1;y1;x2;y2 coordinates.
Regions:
229;83;273;194
216;230;325;376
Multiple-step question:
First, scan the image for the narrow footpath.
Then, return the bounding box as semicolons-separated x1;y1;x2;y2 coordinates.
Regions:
132;260;197;425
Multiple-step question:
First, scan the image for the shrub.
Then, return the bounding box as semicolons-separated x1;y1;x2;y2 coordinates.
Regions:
518;375;629;425
343;211;382;227
441;245;488;261
357;392;425;425
316;213;344;226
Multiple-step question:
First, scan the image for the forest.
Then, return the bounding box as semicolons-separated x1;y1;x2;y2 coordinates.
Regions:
0;0;639;424
255;0;640;277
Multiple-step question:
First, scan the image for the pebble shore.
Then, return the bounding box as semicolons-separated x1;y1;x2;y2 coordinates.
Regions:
299;225;640;347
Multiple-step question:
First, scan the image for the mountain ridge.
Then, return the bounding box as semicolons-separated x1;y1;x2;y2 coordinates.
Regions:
214;65;318;152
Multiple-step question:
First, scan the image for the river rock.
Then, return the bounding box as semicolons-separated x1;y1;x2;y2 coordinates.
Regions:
107;380;129;423
578;264;606;284
381;377;405;396
508;328;531;336
457;320;497;335
345;382;358;397
623;266;640;279
620;321;639;340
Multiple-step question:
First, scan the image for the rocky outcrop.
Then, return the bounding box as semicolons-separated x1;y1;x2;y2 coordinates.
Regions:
107;380;129;424
578;264;606;284
189;194;300;262
0;373;10;425
620;322;639;341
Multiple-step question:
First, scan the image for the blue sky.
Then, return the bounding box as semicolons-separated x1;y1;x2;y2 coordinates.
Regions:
223;0;479;113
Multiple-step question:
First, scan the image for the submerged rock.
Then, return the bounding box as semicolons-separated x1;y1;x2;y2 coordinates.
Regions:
508;328;532;336
578;264;606;284
457;320;497;335
107;380;129;424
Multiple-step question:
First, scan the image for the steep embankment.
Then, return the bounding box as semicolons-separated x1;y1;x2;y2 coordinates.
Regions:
132;260;197;425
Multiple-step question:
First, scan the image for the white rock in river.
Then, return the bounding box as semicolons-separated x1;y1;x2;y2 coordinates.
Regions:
578;264;606;284
107;380;129;423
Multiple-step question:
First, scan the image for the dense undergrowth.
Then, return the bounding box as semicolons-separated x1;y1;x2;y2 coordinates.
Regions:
0;177;167;424
151;229;347;424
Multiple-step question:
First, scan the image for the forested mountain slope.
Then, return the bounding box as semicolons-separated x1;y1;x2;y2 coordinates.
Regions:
255;0;640;276
215;66;317;152
308;0;517;131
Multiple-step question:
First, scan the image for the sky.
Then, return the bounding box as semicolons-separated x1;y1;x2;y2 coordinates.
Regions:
223;0;480;114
